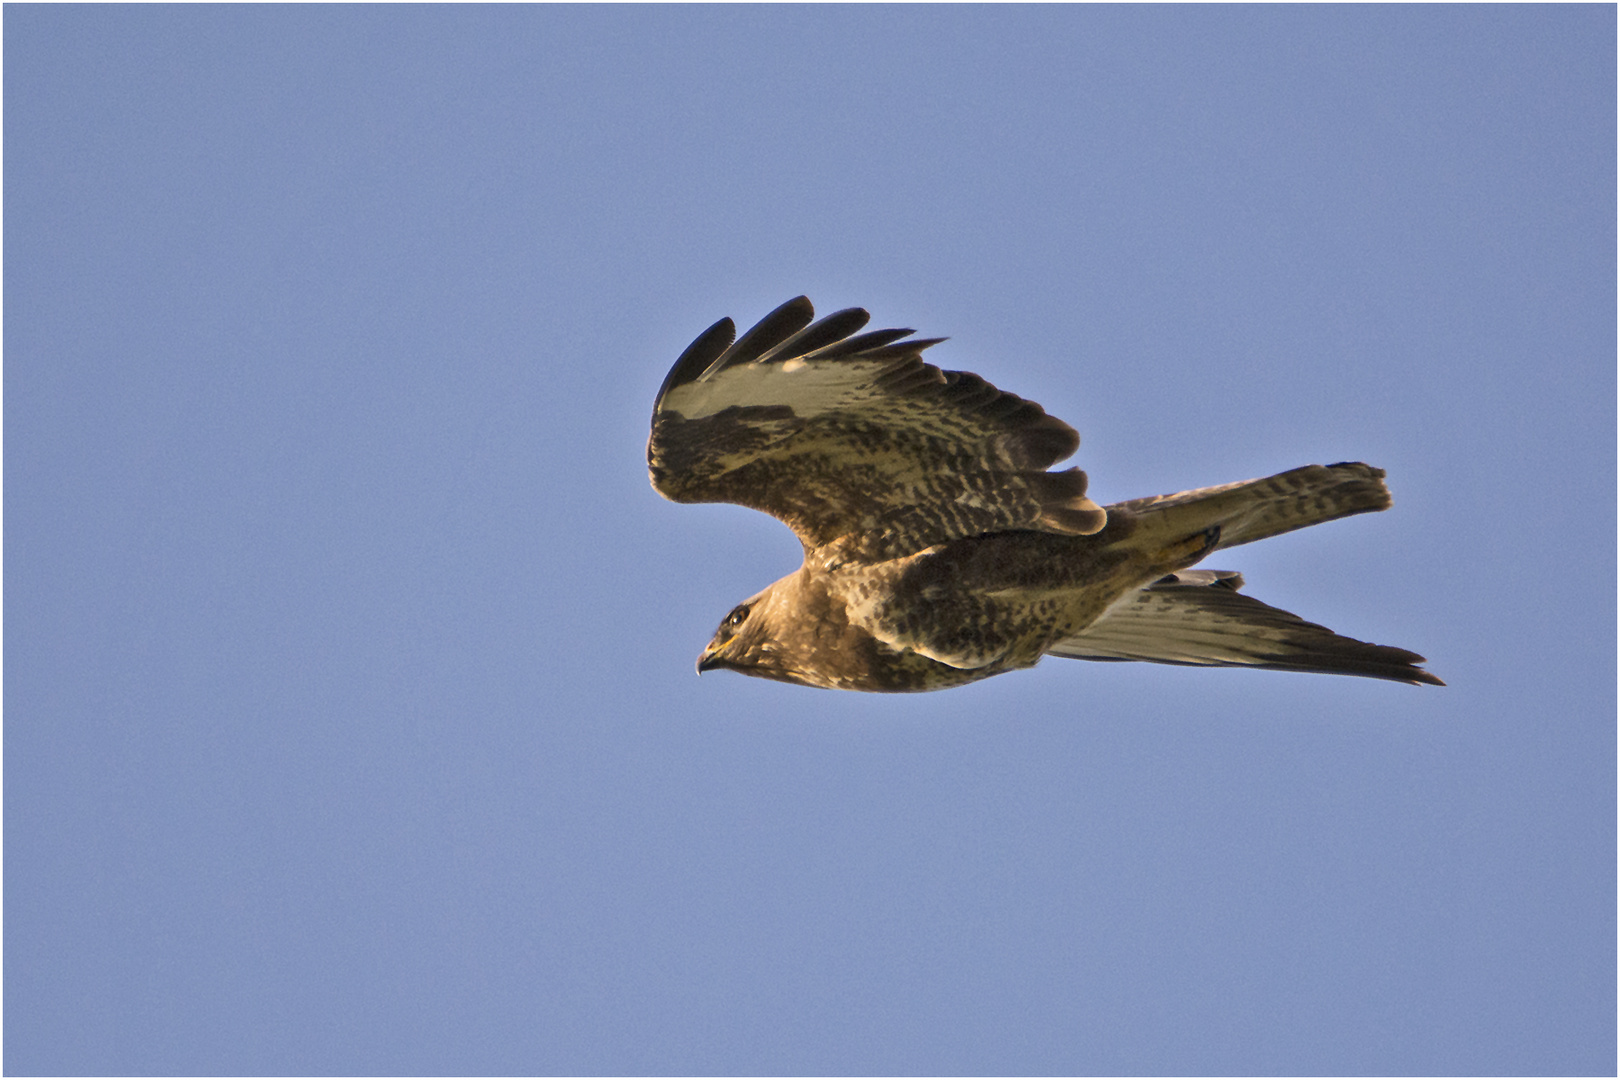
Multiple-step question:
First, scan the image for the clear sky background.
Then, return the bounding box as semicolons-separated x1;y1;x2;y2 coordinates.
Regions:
7;6;1614;1075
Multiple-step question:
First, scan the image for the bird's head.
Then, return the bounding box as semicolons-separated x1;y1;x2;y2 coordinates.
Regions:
691;569;948;692
696;596;770;675
694;581;808;686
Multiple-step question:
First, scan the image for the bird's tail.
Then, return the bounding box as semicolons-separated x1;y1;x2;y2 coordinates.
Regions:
1106;462;1392;554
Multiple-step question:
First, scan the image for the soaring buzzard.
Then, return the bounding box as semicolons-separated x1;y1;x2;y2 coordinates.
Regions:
647;296;1441;692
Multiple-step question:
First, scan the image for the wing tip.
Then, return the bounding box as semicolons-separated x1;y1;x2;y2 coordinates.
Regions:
658;298;944;400
1403;663;1446;687
1038;503;1108;535
656;298;960;416
706;295;816;373
655;315;735;407
1030;467;1107;535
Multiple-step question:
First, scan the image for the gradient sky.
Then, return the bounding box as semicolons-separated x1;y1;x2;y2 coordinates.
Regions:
7;6;1614;1075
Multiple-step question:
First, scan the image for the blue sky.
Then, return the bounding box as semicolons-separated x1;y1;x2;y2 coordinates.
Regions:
7;5;1614;1075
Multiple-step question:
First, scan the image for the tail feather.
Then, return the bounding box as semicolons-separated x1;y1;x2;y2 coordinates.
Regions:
1108;462;1391;552
1050;569;1443;686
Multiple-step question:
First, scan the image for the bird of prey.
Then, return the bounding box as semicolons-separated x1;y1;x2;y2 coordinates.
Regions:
647;296;1442;692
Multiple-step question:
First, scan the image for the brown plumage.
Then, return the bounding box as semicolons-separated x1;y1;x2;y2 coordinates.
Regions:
647;296;1442;692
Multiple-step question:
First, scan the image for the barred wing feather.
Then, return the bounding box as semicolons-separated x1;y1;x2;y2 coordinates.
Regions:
1051;570;1444;686
648;296;1105;562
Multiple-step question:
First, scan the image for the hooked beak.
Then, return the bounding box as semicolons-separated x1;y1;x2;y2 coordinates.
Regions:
696;651;722;674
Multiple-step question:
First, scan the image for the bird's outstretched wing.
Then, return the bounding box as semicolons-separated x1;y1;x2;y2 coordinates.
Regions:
648;296;1104;562
1049;570;1445;685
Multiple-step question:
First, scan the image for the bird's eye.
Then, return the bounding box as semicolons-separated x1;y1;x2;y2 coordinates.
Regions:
724;604;750;630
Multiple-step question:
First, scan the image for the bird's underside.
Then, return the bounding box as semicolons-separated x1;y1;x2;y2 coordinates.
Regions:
647;296;1442;692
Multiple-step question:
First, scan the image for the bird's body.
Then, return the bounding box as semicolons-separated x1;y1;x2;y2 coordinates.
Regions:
647;297;1441;691
707;526;1146;692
